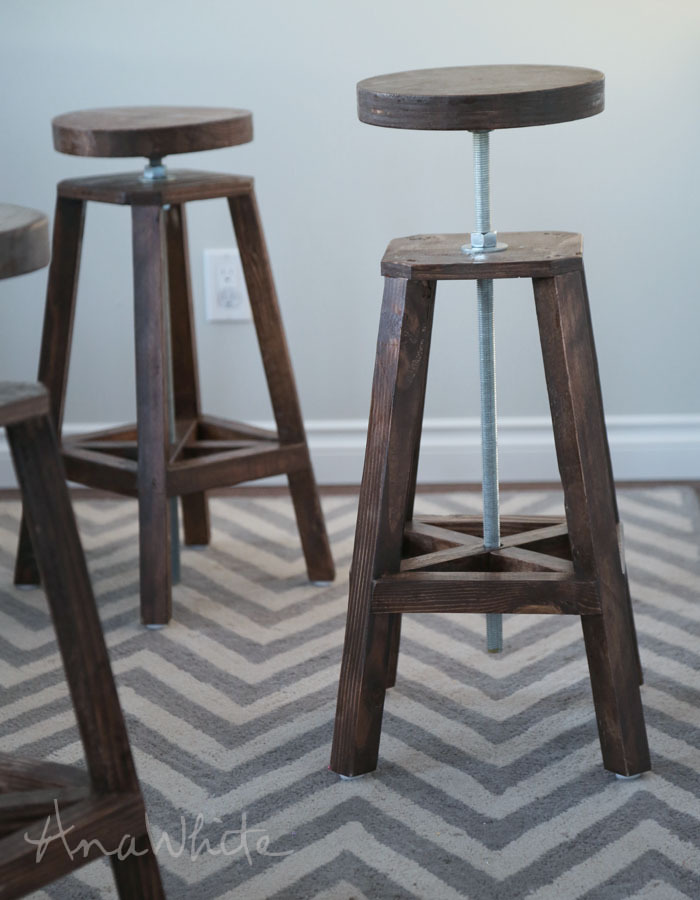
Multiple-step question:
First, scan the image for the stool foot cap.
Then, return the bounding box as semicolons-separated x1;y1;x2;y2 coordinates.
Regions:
338;772;368;781
144;623;167;630
615;772;643;781
311;580;332;587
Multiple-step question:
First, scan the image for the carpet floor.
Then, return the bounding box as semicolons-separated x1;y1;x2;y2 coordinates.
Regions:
2;487;700;899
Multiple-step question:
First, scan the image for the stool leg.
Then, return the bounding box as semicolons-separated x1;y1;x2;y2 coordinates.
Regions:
533;269;650;776
578;270;643;686
228;189;334;583
14;195;85;587
132;206;171;626
331;277;436;777
165;204;210;546
7;413;164;897
384;286;435;690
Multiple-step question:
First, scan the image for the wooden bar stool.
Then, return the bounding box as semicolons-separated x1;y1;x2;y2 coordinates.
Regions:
0;205;163;898
331;66;650;780
14;106;335;626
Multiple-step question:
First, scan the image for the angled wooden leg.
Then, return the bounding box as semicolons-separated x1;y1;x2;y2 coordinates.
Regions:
533;269;650;776
228;189;334;583
6;412;164;897
578;270;643;686
331;277;436;776
132;206;171;626
165;204;210;546
15;195;85;586
384;285;436;689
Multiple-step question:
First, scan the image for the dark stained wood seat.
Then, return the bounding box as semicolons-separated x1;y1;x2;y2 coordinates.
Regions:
331;67;649;783
15;107;335;626
0;204;163;898
357;64;604;131
381;231;583;280
0;205;49;279
0;382;49;425
52;106;253;158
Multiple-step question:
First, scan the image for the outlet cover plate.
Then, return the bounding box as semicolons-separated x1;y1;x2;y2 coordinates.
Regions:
204;248;252;322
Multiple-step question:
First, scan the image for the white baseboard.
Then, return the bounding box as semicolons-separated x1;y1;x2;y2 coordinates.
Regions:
304;415;700;485
1;415;700;489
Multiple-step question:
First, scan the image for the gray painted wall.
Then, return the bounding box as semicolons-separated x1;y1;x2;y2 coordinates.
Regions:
2;0;699;483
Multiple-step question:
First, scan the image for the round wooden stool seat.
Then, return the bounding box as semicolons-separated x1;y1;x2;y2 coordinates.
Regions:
357;64;604;131
52;106;253;158
0;203;49;279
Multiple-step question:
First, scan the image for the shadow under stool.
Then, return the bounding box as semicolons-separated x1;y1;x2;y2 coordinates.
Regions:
0;204;164;898
14;106;335;626
331;65;650;781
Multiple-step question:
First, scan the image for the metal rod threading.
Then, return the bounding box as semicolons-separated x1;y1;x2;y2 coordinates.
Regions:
473;131;502;653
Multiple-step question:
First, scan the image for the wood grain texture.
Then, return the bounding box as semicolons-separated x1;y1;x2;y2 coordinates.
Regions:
489;546;574;574
132;205;171;626
400;520;569;572
165;204;210;546
534;269;650;776
358;65;604;131
14;195;85;587
198;414;279;443
229;188;334;583
168;442;308;495
0;756;89;797
0;382;49;426
6;417;141;795
416;514;565;534
64;423;139;443
404;520;483;554
58;170;253;206
372;571;600;615
382;232;583;280
2;412;163;897
386;281;436;687
0;786;89;838
53;106;253;157
330;278;436;777
62;446;139;495
0;204;49;279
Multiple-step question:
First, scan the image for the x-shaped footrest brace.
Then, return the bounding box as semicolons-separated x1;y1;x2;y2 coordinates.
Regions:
369;515;605;617
59;413;309;498
401;517;573;574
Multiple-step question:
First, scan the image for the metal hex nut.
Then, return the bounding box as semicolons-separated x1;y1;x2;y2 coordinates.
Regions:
470;230;498;249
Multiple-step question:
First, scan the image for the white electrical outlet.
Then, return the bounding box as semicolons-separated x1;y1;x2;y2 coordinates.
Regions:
203;248;252;322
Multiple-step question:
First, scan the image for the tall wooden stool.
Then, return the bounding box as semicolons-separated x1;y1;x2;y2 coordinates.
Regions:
14;107;334;626
331;66;650;780
0;205;163;898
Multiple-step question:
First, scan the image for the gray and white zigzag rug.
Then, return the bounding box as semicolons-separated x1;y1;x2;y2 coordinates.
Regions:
2;487;700;899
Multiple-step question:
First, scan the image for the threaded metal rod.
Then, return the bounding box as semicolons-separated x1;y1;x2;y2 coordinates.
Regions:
474;131;491;234
473;131;502;653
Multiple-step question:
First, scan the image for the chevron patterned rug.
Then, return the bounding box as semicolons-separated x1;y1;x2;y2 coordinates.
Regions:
3;487;700;900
